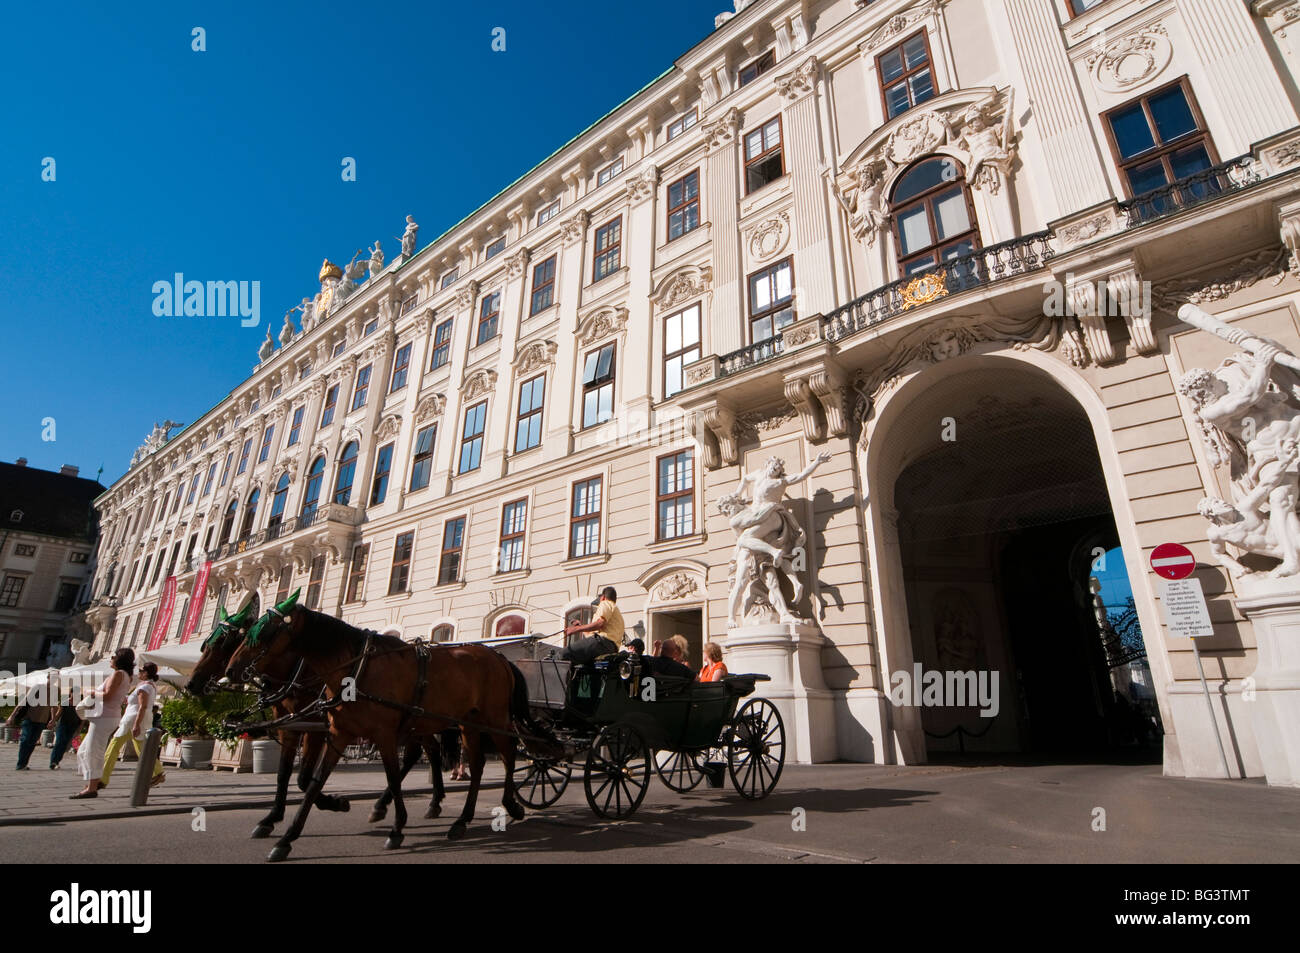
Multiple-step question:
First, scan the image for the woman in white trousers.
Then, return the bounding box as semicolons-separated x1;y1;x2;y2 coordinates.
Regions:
71;648;132;799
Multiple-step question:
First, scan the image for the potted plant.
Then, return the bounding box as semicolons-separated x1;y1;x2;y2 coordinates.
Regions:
206;692;266;772
158;695;214;769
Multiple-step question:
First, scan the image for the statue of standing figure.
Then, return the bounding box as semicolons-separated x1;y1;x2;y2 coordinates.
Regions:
259;327;274;362
279;310;296;346
401;215;418;258
1178;303;1300;577
368;240;385;279
720;452;832;626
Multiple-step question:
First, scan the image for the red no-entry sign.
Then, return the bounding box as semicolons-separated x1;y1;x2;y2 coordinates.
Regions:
1150;542;1196;580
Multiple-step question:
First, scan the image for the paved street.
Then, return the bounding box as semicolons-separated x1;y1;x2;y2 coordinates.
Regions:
3;752;1298;864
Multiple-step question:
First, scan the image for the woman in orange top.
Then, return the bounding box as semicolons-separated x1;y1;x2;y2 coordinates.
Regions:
699;641;728;682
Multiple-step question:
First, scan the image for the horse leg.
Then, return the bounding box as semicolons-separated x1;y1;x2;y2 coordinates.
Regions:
269;733;349;863
424;742;444;819
379;741;408;850
372;741;423;822
299;732;348;814
448;731;483;840
252;729;298;838
492;731;524;822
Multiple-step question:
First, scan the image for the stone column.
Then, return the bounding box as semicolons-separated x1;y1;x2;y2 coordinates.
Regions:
702;107;745;356
485;246;532;477
622;166;660;434
1235;583;1300;787
544;213;589;461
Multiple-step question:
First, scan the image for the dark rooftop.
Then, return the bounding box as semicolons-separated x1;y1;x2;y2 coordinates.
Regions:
0;460;106;543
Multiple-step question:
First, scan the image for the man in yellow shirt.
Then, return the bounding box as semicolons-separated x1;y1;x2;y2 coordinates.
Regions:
562;586;624;663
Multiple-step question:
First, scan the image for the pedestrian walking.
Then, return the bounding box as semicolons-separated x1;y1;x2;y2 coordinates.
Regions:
49;702;82;769
98;662;166;791
6;682;53;770
71;647;133;798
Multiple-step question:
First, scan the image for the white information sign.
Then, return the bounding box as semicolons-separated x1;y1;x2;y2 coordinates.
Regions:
1158;577;1214;639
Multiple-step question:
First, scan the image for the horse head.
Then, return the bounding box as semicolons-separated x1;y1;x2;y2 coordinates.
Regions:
186;601;257;694
224;589;302;687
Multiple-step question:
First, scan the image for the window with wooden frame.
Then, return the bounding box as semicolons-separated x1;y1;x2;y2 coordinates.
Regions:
370;443;394;505
597;157;624;186
334;441;359;505
320;385;339;427
388;532;413;595
1104;77;1217;208
667;108;698;140
301;457;325;518
889;157;980;275
536;199;561;226
663;303;702;398
186;471;201;503
748;258;795;343
286;406;305;447
458;401;487;474
877;32;936;120
429;318;453;369
581;343;616;428
738;49;775;87
432;623;454;642
498;499;527;573
276;565;293;604
440;267;459;289
389;343;412;392
239;488;260;538
306;554;326;608
514;375;545;453
201;460;218;496
0;575;25;608
236;438;252;475
400;292;419;316
409;424;437;490
332;340;346;358
530;255;557;315
744;117;784;194
484;236;506;260
220;501;237;544
438;517;466;585
477;291;501;345
656;450;694;540
257;423;275;463
569;477;603;559
592;217;622;281
667;170;700;241
345;543;369;603
267;473;290;531
351;364;372;411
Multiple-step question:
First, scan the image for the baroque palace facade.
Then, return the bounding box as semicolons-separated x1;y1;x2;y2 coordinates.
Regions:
85;0;1300;780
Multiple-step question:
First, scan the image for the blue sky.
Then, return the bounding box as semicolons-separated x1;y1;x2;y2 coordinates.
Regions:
0;0;721;487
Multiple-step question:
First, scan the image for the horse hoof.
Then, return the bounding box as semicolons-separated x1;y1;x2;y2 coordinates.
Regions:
268;845;291;863
425;804;442;819
338;799;351;813
506;800;525;822
369;809;386;824
385;832;405;850
447;821;467;841
251;825;274;839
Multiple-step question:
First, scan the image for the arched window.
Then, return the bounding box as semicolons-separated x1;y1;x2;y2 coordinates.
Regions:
334;441;359;505
432;623;455;643
267;474;290;532
494;614;527;638
220;500;238;544
239;488;261;539
300;457;325;519
890;157;980;275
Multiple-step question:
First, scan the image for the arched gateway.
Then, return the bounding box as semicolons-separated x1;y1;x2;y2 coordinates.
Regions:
863;351;1174;765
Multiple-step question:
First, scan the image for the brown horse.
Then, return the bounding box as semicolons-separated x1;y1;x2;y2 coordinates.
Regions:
186;601;453;837
224;593;541;862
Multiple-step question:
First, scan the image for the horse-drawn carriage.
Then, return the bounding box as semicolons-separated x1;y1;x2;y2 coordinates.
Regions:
511;652;786;819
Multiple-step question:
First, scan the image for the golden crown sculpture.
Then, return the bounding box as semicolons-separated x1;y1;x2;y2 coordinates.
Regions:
319;259;343;282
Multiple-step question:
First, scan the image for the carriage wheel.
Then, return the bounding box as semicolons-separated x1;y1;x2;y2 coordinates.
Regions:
726;699;785;800
584;725;650;819
515;749;571;809
654;749;704;793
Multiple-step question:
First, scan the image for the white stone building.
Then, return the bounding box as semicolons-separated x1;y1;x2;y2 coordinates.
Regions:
86;0;1300;783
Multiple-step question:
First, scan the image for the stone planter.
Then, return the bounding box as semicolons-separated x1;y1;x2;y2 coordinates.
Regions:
251;739;280;774
160;737;185;767
211;738;253;772
180;738;215;770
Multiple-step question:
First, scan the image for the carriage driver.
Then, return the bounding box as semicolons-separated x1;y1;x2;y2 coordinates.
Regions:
561;587;624;664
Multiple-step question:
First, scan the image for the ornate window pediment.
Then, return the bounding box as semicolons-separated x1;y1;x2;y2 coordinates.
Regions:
576;305;629;347
415;392;446;422
463;368;499;401
651;264;713;310
513;339;558;375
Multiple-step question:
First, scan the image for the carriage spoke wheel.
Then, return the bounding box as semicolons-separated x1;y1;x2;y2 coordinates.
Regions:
726;699;785;800
584;725;650;819
515;747;571;809
654;748;705;793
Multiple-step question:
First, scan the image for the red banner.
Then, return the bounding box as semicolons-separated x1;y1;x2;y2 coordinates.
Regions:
147;576;178;651
180;561;212;643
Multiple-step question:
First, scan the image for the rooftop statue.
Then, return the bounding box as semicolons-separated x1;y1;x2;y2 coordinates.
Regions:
368;240;385;279
401;215;418;258
258;326;274;362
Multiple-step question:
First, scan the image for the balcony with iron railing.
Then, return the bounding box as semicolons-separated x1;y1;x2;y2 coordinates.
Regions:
1117;154;1262;228
184;502;360;572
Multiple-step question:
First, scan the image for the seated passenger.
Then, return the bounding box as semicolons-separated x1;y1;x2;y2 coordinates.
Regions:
644;638;694;679
670;634;693;672
560;587;623;664
699;642;728;682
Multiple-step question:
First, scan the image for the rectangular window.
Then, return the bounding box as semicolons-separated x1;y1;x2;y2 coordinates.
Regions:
1068;0;1106;15
748;258;796;343
667;170;700;241
13;544;36;557
0;576;25;608
581;344;616;428
370;443;394;505
364;318;378;337
597;157;624;186
299;362;312;380
409;424;437;490
878;32;935;120
186;472;201;504
440;267;459;289
569;477;603;559
390;343;412;392
345;544;369;603
438;518;465;585
738;49;775;87
744;117;784;194
1104;77;1217;206
498;499;527;573
276;565;293;604
258;424;275;463
54;581;79;613
306;554;326;609
287;406;305;447
332;340;345;358
530;256;557;315
484;236;506;260
351;364;372;411
593;216;622;281
667;108;698;140
430;319;452;369
400;292;419;316
476;292;500;345
172;482;184;514
69;551;89;564
237;438;252;475
388;532;413;595
165;541;181;577
514;374;545;453
458;401;487;474
320;385;339;427
201;461;218;497
664;303;702;398
536;199;560;226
